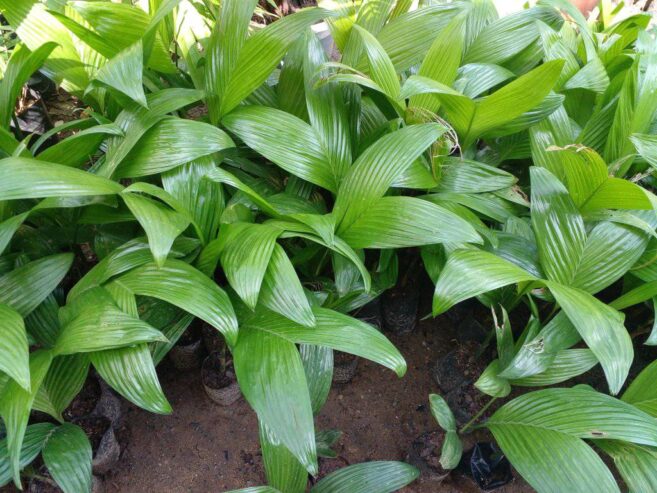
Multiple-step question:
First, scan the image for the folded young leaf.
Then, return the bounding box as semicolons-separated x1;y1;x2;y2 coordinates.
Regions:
410;16;464;113
219;8;330;118
304;30;352;186
93;41;147;107
122;192;191;267
429;394;462;470
0;157;123;200
0;304;30;391
632;133;657;169
352;25;400;100
310;461;419;493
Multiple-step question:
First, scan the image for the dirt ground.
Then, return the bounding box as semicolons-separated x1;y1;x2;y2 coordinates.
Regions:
102;315;532;493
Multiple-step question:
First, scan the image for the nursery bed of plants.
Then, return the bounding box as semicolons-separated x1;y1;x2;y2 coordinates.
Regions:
1;0;657;492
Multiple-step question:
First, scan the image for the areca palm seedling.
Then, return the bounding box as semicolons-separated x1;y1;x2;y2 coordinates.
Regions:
0;0;656;492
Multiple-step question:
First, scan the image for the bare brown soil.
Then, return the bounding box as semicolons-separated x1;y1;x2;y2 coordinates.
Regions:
102;315;532;493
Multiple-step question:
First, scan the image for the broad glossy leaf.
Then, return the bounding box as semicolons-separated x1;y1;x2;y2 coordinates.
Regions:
0;0;88;94
219;8;330;117
223;106;336;191
0;304;30;391
0;157;123;200
244;307;406;377
0;254;73;317
511;349;598;387
234;325;317;474
99;88;204;178
117;118;235;178
334;124;445;231
69;237;197;301
437;158;516;193
116;260;238;346
571;221;648;294
54;291;167;355
487;387;657;493
32;354;89;421
470;60;564;143
339;196;481;248
36;123;124;168
372;4;460;73
433;249;536;315
310;461;419;493
464;7;562;65
42;423;92;493
454;63;514;98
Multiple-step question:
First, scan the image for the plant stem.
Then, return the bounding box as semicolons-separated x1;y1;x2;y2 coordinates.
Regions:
460;397;497;434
